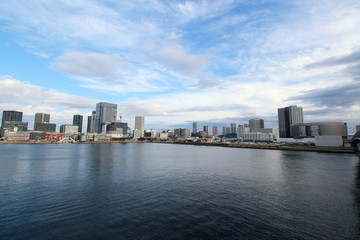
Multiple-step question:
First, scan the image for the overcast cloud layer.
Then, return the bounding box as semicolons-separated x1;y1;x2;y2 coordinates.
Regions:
0;0;359;132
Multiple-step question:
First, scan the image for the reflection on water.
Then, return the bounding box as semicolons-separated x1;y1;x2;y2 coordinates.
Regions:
0;143;359;239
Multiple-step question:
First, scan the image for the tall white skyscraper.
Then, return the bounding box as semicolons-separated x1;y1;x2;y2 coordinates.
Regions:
193;122;197;133
135;116;145;137
95;102;117;133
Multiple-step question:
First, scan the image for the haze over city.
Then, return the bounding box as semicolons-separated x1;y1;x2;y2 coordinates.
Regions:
0;0;359;132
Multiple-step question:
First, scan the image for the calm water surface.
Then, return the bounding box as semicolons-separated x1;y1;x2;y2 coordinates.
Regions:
0;143;359;239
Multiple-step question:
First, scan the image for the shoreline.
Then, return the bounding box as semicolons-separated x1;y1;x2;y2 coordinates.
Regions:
0;140;356;154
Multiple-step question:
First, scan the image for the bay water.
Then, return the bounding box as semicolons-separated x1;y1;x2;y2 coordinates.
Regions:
0;143;359;239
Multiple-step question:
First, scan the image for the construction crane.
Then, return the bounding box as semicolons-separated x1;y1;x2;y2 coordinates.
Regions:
118;108;128;123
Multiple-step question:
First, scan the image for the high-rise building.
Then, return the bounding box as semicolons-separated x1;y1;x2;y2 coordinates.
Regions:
212;126;218;136
249;118;264;132
87;111;96;133
203;125;208;133
34;113;50;130
230;123;237;133
135;116;145;137
193;122;197;133
237;124;250;138
87;116;92;133
73;114;83;133
278;105;303;138
1;110;23;128
95;102;117;133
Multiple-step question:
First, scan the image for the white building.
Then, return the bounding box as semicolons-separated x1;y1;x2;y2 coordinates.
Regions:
135;116;144;137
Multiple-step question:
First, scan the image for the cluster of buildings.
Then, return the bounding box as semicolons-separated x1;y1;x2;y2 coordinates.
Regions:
0;103;358;147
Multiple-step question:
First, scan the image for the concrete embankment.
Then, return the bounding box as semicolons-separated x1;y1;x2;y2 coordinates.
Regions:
0;140;356;154
158;141;356;154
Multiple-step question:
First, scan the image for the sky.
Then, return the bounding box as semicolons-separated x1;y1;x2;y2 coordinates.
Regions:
0;0;360;133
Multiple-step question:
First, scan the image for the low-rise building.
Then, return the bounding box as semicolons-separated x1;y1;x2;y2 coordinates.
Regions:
36;123;56;132
60;124;79;134
1;121;28;136
291;122;347;139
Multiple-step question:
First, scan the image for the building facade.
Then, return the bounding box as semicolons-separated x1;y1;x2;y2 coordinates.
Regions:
135;116;144;137
230;123;237;134
1;111;23;127
249;118;264;132
35;123;56;132
60;124;79;134
34;113;50;131
193;122;197;133
212;126;218;136
278;105;303;138
73;114;83;133
95;102;117;133
203;125;208;134
291;122;347;139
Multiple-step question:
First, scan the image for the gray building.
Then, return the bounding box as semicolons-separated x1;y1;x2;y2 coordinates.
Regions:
203;125;208;134
36;123;56;132
230;123;237;134
1;110;23;127
87;111;96;133
237;124;250;138
73;114;83;133
135;116;145;137
1;121;28;137
60;124;79;134
34;113;50;131
193;122;197;133
107;122;128;135
222;126;231;136
95;102;117;133
278;105;303;138
249;118;264;132
212;126;218;136
291;122;347;139
356;125;360;133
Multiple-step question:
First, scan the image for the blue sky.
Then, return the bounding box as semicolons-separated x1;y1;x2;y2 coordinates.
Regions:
0;0;360;133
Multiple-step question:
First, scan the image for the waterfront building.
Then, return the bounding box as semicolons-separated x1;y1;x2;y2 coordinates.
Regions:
95;102;117;133
133;129;142;139
107;122;128;135
278;105;303;138
237;125;250;138
135;116;145;137
203;125;208;134
249;118;264;132
356;125;360;133
87;111;96;133
1;110;23;128
291;122;347;139
87;116;92;133
144;129;157;138
60;124;79;134
212;126;218;136
35;123;56;132
34;113;50;131
193;122;197;133
1;121;28;137
73;115;83;133
230;123;237;134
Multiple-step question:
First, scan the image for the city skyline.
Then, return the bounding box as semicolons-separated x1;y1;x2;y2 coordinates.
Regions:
0;1;359;131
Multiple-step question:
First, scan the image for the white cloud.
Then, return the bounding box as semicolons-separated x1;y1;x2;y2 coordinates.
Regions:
52;51;119;79
0;76;99;110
